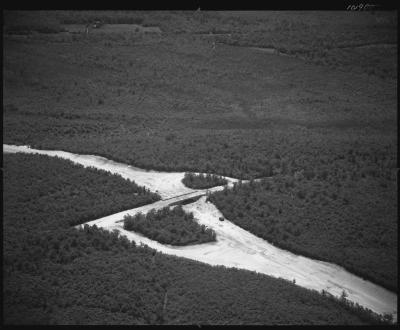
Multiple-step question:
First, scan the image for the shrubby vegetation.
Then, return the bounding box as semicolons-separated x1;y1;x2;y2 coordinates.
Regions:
182;172;228;189
3;153;391;325
124;205;216;245
209;175;398;292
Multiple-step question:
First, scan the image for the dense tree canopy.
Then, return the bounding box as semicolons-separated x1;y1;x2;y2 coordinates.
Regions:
3;153;390;325
124;205;216;245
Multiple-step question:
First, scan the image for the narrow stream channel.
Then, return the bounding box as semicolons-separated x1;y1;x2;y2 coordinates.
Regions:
3;144;397;320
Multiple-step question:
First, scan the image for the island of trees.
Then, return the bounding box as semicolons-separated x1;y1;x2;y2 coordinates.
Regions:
182;172;228;189
123;205;216;245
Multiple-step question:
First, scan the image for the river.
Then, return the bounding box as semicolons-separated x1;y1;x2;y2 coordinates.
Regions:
3;144;397;320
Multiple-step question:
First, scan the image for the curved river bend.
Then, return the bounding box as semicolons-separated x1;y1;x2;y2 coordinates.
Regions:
3;144;397;320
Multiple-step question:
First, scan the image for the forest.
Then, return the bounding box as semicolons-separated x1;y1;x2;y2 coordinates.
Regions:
3;153;392;325
2;10;397;324
123;205;216;246
182;172;228;189
209;175;397;292
3;12;396;192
